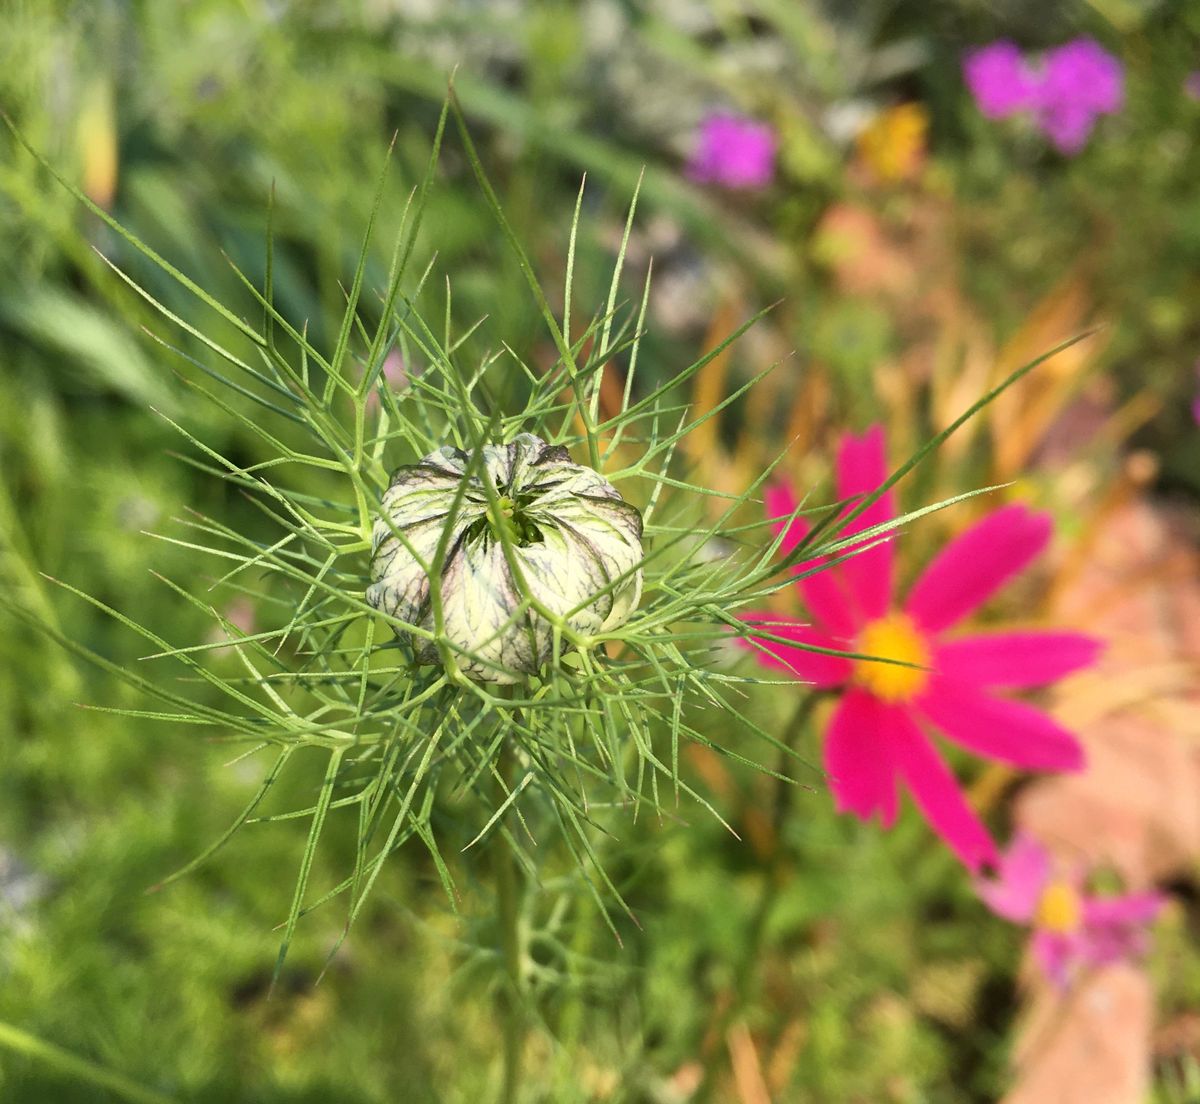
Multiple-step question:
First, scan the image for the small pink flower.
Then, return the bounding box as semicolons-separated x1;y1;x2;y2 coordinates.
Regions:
687;113;776;190
964;41;1039;118
1185;72;1200;101
739;426;1099;870
366;348;408;414
1035;38;1124;154
963;37;1123;154
1041;39;1124;116
207;597;257;653
977;834;1165;987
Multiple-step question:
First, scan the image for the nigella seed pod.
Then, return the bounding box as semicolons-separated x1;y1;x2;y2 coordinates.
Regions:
367;433;644;683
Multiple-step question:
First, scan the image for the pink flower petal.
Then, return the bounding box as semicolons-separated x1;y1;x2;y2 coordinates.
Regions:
904;504;1052;633
963;41;1040;118
1082;925;1148;967
764;482;809;560
936;631;1102;688
824;689;898;826
794;562;860;639
1079;894;1162;968
738;613;853;687
975;832;1050;922
1031;928;1079;988
1083;892;1165;928
765;482;858;637
917;679;1085;772
887;705;998;871
834;426;896;622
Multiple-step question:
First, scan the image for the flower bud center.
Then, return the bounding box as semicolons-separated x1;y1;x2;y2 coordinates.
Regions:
1035;881;1082;934
855;613;930;703
487;493;543;547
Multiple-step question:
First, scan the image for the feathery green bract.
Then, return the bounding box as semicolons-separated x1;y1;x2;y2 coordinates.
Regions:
2;102;1088;982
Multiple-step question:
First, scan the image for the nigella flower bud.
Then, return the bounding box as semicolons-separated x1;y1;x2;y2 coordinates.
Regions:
367;433;644;683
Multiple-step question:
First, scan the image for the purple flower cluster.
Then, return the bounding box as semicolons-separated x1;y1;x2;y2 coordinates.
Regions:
687;112;776;190
964;38;1123;154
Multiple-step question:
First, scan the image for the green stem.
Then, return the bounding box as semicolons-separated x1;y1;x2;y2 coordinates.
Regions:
0;1021;176;1104
494;724;524;1104
696;690;824;1101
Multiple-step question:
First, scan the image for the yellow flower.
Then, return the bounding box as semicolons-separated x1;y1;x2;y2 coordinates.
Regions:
857;103;929;184
78;79;118;208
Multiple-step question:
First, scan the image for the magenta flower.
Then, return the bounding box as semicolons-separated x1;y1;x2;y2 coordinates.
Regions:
1041;39;1123;116
977;834;1165;987
963;41;1039;118
963;37;1123;154
740;426;1099;871
1036;39;1124;153
687;113;776;190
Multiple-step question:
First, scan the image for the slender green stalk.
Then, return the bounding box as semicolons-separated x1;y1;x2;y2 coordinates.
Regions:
0;1021;176;1104
695;691;825;1102
494;719;525;1104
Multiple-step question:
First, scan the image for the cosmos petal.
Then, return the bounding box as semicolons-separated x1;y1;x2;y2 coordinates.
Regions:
936;631;1101;688
1083;893;1165;927
764;482;809;562
1031;929;1077;988
764;482;857;636
888;706;998;871
738;613;853;687
834;426;896;622
1080;894;1164;967
918;679;1085;772
824;689;899;826
905;504;1052;633
975;833;1050;922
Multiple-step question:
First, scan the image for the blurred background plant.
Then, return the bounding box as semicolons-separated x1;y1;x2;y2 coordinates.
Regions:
1;1;1198;1102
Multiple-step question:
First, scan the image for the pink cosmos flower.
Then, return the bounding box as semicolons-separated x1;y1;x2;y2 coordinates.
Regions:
740;426;1099;871
687;113;776;190
1186;72;1200;101
977;833;1165;987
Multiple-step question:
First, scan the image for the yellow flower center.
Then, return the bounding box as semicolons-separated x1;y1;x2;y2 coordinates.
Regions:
1035;881;1082;934
855;613;930;703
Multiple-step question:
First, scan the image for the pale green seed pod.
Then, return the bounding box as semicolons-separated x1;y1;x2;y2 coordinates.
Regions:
367;433;644;683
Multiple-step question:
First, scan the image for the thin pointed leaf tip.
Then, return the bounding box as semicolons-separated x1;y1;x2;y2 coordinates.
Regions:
367;433;644;683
